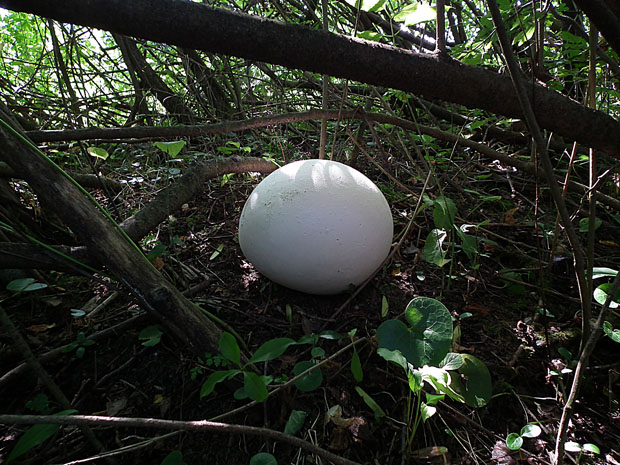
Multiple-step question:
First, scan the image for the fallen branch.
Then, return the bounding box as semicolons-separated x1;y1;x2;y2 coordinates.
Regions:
0;414;361;465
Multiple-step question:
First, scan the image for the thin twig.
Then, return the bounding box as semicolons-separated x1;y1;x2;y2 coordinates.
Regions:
0;414;361;465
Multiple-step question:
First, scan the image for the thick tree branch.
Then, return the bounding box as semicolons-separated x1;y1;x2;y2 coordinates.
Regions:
1;0;619;157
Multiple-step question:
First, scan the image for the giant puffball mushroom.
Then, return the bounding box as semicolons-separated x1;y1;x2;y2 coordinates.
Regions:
238;159;393;295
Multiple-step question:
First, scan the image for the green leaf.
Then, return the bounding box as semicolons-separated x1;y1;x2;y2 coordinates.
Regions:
381;295;389;318
377;297;453;367
408;370;423;393
451;354;492;407
440;353;463;371
578;216;602;232
506;433;523;451
293;361;322;392
154;140;186;157
243;371;269;402
139;325;163;347
394;2;436;25
161;450;187;465
520;424;542;438
344;0;386;12
351;348;363;382
283;410;307;436
594;283;620;308
376;347;409;371
603;321;620;343
425;393;444;405
86;146;109;160
592;267;618;279
432;197;457;230
209;243;224;261
7;409;77;463
582;443;600;454
248;338;296;364
424;229;451;267
355;386;386;420
419;402;436;421
219;332;241;366
6;278;47;292
250;452;277;465
199;369;240;399
564;441;582;453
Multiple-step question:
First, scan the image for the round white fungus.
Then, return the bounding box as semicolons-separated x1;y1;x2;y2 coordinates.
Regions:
238;159;393;295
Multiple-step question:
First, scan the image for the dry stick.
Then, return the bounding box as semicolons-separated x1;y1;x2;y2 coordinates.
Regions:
27;110;620;213
485;2;591;463
0;305;109;459
555;272;620;462
0;414;361;465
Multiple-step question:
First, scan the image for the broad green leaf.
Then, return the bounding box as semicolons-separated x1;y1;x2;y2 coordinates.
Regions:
440;353;463;371
425;393;444;405
199;369;240;398
139;325;163;347
593;283;620;308
394;3;436;25
161;450;187;465
408;370;423;393
578;217;602;232
582;443;600;454
7;409;77;463
284;410;307;436
377;299;453;368
86;146;109;160
564;441;582;453
355;386;386;420
376;347;409;371
451;354;492;407
351;348;363;382
420;402;436;421
293;361;322;392
219;332;241;366
520;424;541;438
433;197;456;230
250;452;277;465
424;229;451;267
603;321;620;343
6;278;47;292
344;0;386;12
243;371;269;402
154;140;186;157
592;267;618;279
506;433;523;451
248;338;296;364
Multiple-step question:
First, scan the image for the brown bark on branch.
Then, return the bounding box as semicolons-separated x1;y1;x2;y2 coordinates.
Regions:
0;112;221;356
2;0;619;157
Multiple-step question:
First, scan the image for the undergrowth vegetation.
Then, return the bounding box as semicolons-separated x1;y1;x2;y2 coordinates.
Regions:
0;1;620;465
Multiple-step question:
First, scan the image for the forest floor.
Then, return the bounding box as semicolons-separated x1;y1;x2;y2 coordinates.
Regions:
1;147;620;465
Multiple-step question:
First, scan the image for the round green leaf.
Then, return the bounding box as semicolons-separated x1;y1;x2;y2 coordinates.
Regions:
452;354;492;407
293;361;322;392
520;424;542;438
582;443;600;454
250;452;277;465
564;441;582;453
506;433;523;450
594;283;620;308
377;297;453;367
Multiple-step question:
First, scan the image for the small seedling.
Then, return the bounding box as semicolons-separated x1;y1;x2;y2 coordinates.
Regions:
506;423;542;451
565;441;600;463
62;331;95;359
